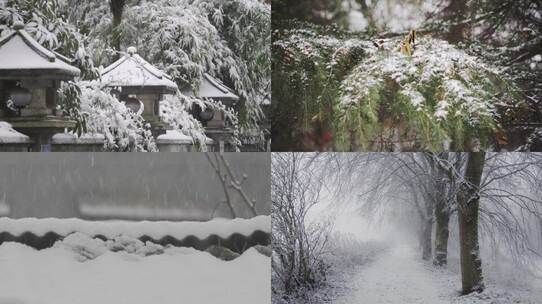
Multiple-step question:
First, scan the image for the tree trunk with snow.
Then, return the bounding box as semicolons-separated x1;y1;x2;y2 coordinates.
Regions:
443;0;469;43
421;217;433;260
458;152;485;294
110;0;126;61
433;196;450;266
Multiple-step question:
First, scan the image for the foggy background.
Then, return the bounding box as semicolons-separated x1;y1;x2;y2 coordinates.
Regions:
0;153;270;220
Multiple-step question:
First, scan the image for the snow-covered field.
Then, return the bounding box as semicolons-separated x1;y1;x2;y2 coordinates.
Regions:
0;235;270;304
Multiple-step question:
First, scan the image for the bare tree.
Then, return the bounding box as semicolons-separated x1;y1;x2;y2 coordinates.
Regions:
271;153;332;295
205;153;259;218
287;152;542;298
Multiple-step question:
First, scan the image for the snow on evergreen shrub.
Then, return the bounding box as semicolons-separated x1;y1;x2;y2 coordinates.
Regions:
272;27;369;149
159;94;207;149
65;0;270;141
77;81;157;152
273;26;523;151
336;37;521;151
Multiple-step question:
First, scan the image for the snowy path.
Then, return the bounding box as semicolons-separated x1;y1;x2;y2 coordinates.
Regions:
335;245;452;304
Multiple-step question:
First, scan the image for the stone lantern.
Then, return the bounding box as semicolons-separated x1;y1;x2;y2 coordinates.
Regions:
0;21;79;151
101;47;177;137
182;73;240;151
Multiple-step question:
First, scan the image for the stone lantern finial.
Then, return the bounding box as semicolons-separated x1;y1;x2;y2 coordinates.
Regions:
127;46;137;56
12;21;24;30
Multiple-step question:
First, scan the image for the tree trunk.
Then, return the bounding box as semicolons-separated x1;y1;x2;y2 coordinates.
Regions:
443;0;469;43
433;197;450;266
458;152;485;294
110;0;126;61
421;217;432;260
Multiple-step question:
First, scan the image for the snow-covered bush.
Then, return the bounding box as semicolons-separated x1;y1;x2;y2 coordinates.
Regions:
76;81;157;152
272;153;334;301
336;37;520;151
273;25;524;151
272;27;369;150
159;94;208;149
65;0;270;142
272;231;387;304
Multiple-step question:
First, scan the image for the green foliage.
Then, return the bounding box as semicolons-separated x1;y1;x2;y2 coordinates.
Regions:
273;26;522;151
336;37;520;151
57;81;86;136
427;0;542;130
272;27;369;150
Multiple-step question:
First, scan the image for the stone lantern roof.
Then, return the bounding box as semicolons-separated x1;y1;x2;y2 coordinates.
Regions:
183;73;239;106
101;47;178;94
0;21;80;80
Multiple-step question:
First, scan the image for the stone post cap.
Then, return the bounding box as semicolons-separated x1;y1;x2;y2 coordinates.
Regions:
127;46;137;56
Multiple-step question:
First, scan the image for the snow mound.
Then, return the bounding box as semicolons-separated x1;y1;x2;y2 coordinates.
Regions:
0;238;270;304
156;129;193;144
55;232;165;261
51;132;105;144
54;232;270;263
0;121;30;144
56;232;109;261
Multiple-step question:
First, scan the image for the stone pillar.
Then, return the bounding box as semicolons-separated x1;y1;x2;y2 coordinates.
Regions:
20;80;53;116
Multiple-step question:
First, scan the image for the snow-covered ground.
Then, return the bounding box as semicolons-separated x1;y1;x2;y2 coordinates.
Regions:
0;237;270;304
334;244;542;304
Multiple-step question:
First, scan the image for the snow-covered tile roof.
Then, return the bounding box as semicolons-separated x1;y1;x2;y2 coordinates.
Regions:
0;22;80;79
0;215;270;240
101;47;178;92
183;73;239;102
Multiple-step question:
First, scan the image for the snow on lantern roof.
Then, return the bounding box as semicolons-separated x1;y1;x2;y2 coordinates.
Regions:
101;47;178;93
0;21;80;79
0;121;30;144
183;73;240;104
